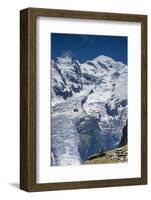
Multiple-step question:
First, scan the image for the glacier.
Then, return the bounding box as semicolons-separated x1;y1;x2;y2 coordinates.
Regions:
51;55;128;166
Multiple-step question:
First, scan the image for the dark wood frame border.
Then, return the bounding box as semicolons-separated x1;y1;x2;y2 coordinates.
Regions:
20;7;147;192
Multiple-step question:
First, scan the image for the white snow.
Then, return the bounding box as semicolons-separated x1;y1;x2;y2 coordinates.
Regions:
51;54;128;166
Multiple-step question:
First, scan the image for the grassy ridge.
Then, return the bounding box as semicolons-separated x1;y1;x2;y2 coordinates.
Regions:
85;145;128;164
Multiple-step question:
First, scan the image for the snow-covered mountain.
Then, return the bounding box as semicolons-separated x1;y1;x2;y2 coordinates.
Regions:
51;55;128;166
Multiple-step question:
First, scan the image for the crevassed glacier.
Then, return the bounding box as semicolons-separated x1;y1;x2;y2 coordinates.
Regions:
51;55;127;166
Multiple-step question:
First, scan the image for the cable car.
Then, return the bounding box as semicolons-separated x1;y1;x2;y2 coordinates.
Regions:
73;108;78;112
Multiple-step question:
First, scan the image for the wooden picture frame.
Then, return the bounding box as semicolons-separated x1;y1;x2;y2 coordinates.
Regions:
20;7;147;192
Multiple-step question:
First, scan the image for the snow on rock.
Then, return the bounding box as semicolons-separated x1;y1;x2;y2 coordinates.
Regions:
51;55;128;166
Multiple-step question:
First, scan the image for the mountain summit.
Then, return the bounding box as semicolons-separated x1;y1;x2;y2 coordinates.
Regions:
52;55;127;101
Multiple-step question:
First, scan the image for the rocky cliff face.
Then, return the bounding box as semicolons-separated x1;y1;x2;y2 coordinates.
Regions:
51;55;128;166
52;57;83;101
119;120;128;147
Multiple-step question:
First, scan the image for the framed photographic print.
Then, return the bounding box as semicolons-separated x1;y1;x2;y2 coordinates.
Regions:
20;8;147;191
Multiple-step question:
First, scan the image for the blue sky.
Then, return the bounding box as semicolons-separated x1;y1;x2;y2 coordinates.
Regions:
51;33;127;65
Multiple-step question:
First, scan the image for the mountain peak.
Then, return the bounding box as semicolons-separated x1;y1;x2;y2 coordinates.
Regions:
56;55;73;66
93;55;115;63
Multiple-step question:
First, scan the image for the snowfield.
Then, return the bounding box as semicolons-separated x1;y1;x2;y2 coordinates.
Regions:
51;55;128;166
